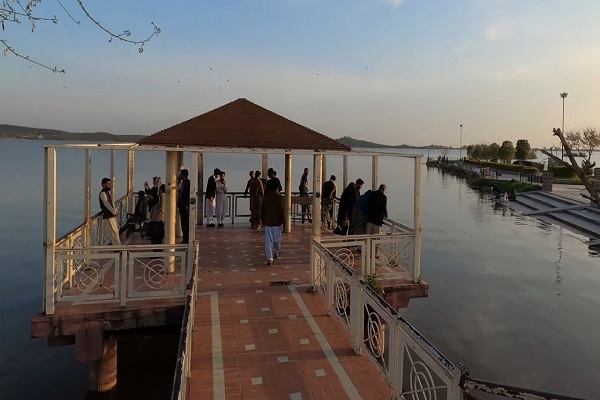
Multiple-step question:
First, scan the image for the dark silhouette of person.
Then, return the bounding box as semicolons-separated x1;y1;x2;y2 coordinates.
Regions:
178;169;191;243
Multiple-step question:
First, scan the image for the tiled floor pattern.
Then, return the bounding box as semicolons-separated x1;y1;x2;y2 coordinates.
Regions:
188;224;391;400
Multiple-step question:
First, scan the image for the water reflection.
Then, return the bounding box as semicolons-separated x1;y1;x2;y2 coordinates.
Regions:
554;227;563;295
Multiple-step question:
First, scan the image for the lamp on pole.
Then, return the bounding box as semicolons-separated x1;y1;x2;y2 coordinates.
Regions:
459;124;463;160
560;92;568;159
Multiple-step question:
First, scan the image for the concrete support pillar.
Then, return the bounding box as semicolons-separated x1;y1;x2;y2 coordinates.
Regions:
89;336;117;392
413;156;422;283
372;155;379;191
322;155;327;183
84;149;92;246
165;151;178;273
343;155;349;189
312;153;323;238
284;153;292;233
196;152;204;225
127;149;135;214
44;147;57;315
262;153;268;178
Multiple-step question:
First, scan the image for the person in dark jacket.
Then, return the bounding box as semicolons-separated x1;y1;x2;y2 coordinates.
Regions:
321;175;337;229
267;168;283;192
336;178;364;234
205;168;220;227
249;171;265;228
261;180;284;265
366;184;387;235
299;167;311;223
178;169;191;243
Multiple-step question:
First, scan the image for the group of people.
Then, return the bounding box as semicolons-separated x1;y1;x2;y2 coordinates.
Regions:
98;165;389;265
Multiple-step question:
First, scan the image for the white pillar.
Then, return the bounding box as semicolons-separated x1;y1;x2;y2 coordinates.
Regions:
343;155;349;188
110;150;116;199
127;149;134;214
44;147;57;315
262;153;268;178
372;155;379;191
196;152;204;225
413;156;422;283
284;153;292;233
189;152;198;245
322;155;327;182
84;149;92;246
165;151;178;273
312;153;323;238
175;152;185;238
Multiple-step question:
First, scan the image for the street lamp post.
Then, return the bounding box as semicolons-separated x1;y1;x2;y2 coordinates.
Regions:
459;124;463;160
560;92;568;159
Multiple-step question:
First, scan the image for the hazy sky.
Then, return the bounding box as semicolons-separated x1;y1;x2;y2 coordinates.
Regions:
2;0;600;148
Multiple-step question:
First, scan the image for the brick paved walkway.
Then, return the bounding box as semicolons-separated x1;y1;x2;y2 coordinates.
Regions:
188;224;391;400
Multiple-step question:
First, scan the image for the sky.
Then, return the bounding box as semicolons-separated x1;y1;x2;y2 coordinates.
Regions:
2;0;600;148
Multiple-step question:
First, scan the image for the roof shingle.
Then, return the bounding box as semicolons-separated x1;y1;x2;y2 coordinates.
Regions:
138;98;350;151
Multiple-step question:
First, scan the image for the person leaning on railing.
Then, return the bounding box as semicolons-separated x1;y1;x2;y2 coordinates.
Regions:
99;177;122;245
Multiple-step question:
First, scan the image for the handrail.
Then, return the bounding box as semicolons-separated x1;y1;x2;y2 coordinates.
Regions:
171;241;199;400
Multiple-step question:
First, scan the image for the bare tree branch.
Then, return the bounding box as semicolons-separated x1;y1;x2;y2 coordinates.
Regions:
56;0;80;25
1;39;64;72
75;0;160;53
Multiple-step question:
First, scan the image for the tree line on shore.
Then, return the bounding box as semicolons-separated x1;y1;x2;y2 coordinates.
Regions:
466;140;535;164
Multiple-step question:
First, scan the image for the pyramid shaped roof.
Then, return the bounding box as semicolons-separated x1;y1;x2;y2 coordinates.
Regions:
138;98;350;151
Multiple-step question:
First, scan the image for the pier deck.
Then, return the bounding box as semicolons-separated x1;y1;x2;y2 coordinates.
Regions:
188;224;404;399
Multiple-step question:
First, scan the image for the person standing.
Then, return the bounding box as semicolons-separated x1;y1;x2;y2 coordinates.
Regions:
215;170;228;228
99;178;121;245
244;170;254;198
261;180;284;265
337;178;363;235
178;169;191;243
249;171;264;229
267;168;283;192
299;167;311;223
366;184;387;235
205;168;220;228
147;184;166;249
321;175;337;229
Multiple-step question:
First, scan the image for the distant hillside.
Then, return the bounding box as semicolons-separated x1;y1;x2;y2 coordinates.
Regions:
336;136;452;149
0;124;145;142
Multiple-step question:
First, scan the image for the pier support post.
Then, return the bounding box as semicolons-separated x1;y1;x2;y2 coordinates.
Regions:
312;153;323;238
89;336;117;392
189;152;198;247
322;155;327;184
127;149;135;214
343;155;349;188
284;153;292;233
84;149;92;246
197;152;204;225
262;153;268;178
372;155;379;191
110;150;116;199
413;156;422;283
165;151;178;273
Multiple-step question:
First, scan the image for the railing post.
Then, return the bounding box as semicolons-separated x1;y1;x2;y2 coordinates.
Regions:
310;239;316;289
349;277;363;354
165;151;178;274
390;326;404;398
127;149;135;214
343;155;349;189
44;147;57;315
413;156;422;283
326;258;334;313
120;250;127;307
372;155;379;191
84;149;92;247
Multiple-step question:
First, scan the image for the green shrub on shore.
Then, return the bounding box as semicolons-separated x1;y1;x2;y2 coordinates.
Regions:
464;160;538;174
549;165;576;178
438;164;541;193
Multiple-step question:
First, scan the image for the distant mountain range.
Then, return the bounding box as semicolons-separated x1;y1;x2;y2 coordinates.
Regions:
0;124;145;142
335;136;453;149
0;125;453;149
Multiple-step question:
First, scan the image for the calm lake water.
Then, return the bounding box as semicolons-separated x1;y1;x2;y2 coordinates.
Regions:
0;140;598;399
